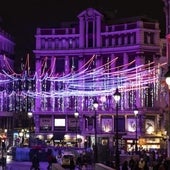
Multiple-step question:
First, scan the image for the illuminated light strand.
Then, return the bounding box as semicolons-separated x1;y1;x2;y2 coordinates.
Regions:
26;74;158;96
0;65;160;85
49;57;56;77
77;54;96;72
39;57;48;78
23;53;30;74
1;64;159;90
0;54;167;100
3;55;17;75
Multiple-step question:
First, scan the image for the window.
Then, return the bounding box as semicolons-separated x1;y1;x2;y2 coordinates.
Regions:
114;116;125;132
88;22;93;34
54;119;65;127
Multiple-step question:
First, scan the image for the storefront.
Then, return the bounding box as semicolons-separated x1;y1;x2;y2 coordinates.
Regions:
123;135;163;152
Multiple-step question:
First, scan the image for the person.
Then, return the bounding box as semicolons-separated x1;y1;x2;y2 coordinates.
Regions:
138;158;145;170
47;151;57;170
158;162;165;170
47;152;53;170
2;141;6;153
82;153;88;168
30;154;40;170
70;156;75;170
129;156;135;170
76;154;83;169
122;160;129;170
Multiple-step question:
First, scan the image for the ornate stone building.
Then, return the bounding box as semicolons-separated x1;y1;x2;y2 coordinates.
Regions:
0;27;15;145
32;8;166;153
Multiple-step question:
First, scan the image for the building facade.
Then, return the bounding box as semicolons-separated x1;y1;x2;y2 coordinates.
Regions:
32;8;167;152
162;0;170;158
0;27;15;146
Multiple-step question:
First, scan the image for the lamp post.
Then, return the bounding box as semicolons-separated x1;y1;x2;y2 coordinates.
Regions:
165;66;170;87
134;106;138;154
1;129;7;168
27;111;33;147
164;66;170;157
74;110;79;147
113;88;121;170
162;131;168;154
93;98;99;163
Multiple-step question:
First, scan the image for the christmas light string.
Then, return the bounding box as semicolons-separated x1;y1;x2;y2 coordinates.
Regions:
0;55;167;99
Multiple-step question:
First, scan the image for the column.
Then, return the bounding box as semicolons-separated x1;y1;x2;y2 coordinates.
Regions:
50;56;55;111
135;53;144;108
123;52;128;69
96;15;101;47
78;56;84;111
136;21;144;45
36;28;41;49
79;17;85;48
35;58;41;112
65;56;70;75
123;52;128;109
111;54;116;70
34;114;39;133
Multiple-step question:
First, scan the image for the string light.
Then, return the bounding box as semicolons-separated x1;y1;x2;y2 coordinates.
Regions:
0;55;166;99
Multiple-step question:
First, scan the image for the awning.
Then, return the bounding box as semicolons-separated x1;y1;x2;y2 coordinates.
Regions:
122;135;135;139
52;132;65;140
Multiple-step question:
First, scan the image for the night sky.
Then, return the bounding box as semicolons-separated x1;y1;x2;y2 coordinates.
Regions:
0;0;165;69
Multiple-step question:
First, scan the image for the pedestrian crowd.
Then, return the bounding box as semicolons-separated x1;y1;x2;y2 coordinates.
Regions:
121;150;170;170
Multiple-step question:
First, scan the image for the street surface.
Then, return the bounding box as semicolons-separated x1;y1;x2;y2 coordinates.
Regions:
3;155;48;170
1;155;95;170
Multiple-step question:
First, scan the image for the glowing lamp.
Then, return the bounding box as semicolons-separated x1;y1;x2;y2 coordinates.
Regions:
113;88;121;103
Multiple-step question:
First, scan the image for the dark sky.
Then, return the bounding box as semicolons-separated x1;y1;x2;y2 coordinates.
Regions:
0;0;166;67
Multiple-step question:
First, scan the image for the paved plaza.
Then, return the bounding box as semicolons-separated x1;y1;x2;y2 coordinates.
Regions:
1;155;95;170
4;156;48;170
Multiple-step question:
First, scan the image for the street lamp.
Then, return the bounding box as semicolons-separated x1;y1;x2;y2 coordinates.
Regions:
1;129;7;168
134;106;138;154
27;112;33;147
93;98;99;163
113;88;121;170
74;110;79;147
164;66;170;157
162;131;168;154
165;66;170;88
